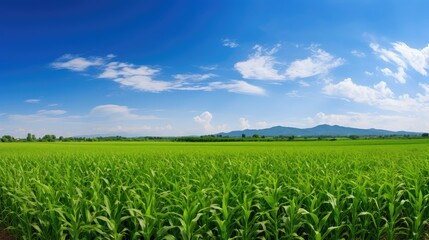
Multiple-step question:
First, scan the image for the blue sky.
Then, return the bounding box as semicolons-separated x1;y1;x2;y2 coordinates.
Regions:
2;0;429;137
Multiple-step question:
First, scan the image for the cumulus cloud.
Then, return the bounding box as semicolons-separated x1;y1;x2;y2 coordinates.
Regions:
193;111;228;133
222;38;239;48
194;111;214;132
323;78;427;112
370;41;429;83
285;48;344;79
25;99;40;103
97;62;175;92
51;54;104;71
90;104;157;120
239;117;250;129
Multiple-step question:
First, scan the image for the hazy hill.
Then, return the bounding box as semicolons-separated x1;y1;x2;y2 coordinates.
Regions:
218;124;421;137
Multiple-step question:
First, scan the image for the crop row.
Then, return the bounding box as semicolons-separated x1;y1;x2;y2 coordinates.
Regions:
0;142;429;239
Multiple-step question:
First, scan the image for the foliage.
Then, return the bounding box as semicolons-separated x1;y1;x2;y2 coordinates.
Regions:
1;140;429;239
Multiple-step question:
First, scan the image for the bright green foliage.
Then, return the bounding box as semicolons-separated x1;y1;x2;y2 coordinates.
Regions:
1;140;429;239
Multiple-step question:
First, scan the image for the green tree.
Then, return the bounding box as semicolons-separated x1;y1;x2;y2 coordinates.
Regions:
26;133;36;142
422;133;429;137
241;133;246;138
42;135;56;142
1;135;15;142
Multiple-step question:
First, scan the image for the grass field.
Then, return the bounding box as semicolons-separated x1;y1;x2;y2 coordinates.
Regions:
1;139;429;239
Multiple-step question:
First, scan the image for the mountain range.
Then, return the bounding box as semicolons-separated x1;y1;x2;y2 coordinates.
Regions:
218;124;421;137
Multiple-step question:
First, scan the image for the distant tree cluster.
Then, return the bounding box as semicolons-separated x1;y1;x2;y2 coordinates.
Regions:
1;132;429;143
1;135;15;142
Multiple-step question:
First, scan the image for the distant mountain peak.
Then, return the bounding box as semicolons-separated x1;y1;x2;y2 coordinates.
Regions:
218;124;420;137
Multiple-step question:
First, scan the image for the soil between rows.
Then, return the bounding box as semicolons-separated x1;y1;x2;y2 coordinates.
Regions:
0;225;14;240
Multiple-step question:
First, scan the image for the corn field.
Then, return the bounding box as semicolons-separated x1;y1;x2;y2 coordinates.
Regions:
1;140;429;239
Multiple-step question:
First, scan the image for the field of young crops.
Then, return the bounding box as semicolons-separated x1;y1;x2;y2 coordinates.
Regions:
1;140;429;239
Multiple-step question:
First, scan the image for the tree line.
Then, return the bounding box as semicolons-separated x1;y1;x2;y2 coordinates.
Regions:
1;132;429;143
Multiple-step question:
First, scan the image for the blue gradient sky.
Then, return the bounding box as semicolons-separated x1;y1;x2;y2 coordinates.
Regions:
1;0;429;137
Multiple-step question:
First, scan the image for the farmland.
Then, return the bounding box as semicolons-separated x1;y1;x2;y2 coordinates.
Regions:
1;139;429;239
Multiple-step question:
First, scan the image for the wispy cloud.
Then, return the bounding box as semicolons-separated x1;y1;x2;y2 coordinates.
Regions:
173;73;217;81
235;44;284;80
351;50;366;58
25;99;40;103
52;54;264;95
207;80;266;95
285;47;344;79
90;104;158;121
235;44;343;81
199;65;218;71
37;109;67;115
222;38;239;48
51;54;104;71
370;41;429;83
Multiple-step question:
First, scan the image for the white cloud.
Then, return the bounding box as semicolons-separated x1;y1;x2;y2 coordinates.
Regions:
417;83;429;102
90;104;157;120
51;54;104;71
323;78;425;112
173;73;217;81
370;43;407;68
53;54;260;95
25;99;40;103
307;112;428;132
392;42;429;76
286;90;302;97
97;62;175;92
199;65;218;71
256;121;269;128
222;39;239;48
234;44;285;80
99;62;159;79
365;71;374;76
285;48;344;79
370;42;429;83
207;80;266;95
239;117;250;130
351;50;366;58
235;45;343;81
90;124;173;136
37;109;67;115
380;67;407;84
194;111;214;132
8;112;76;123
193;111;228;133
